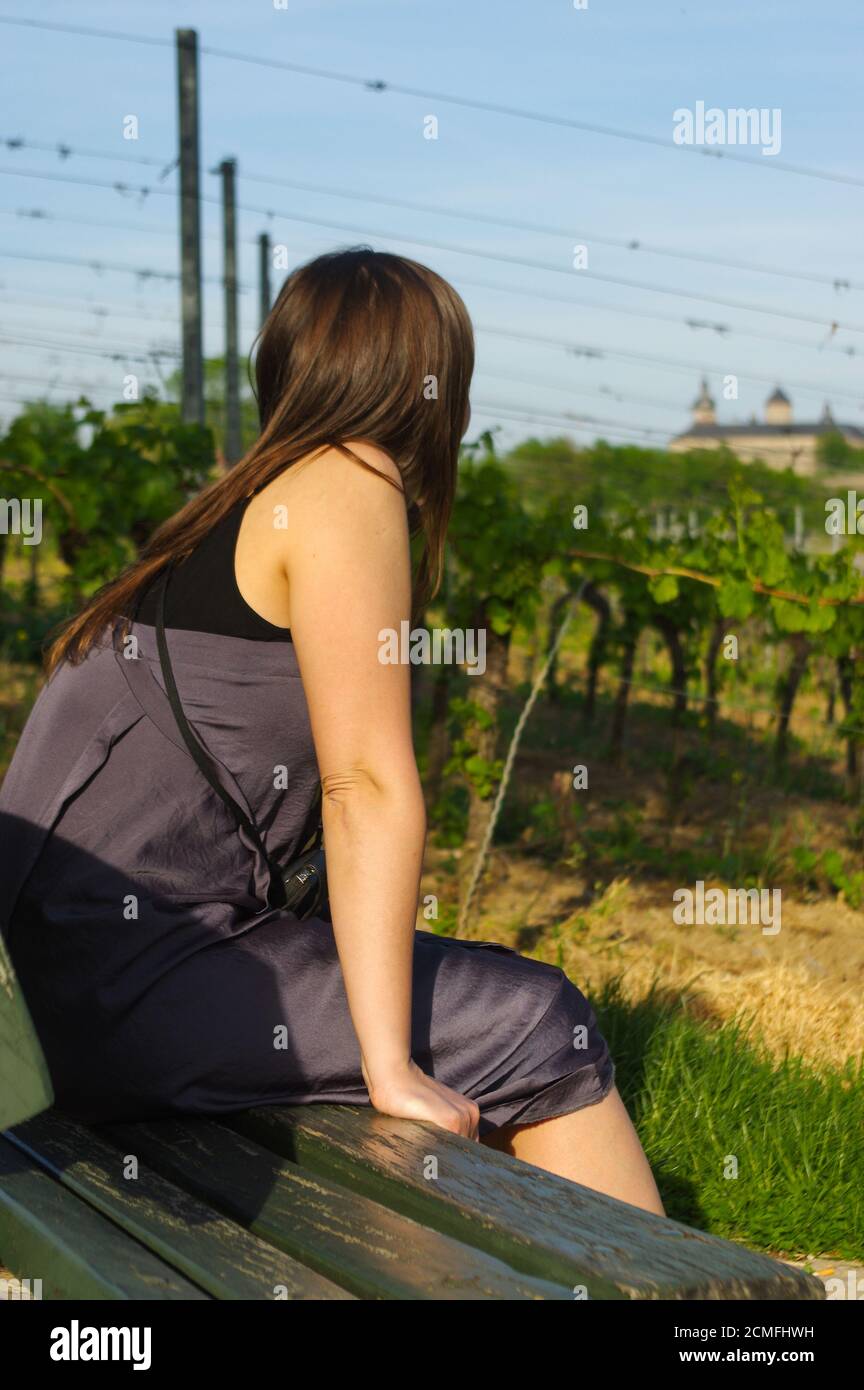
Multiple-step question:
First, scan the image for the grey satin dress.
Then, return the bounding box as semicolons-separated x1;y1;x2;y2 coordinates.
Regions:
0;505;614;1136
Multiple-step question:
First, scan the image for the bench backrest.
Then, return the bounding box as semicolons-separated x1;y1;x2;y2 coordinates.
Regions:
0;933;53;1128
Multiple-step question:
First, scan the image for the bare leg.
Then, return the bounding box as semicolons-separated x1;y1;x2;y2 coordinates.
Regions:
481;1085;665;1216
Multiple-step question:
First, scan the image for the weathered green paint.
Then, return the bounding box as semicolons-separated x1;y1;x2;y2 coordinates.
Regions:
0;934;52;1130
8;1112;354;1302
104;1118;572;1301
229;1106;825;1302
0;1137;206;1300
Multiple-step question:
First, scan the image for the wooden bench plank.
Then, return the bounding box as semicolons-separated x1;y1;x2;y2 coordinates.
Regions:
0;935;53;1130
228;1105;824;1302
8;1113;354;1302
0;1136;206;1300
103;1117;572;1301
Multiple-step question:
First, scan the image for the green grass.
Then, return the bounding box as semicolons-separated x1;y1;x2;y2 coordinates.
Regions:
594;978;864;1260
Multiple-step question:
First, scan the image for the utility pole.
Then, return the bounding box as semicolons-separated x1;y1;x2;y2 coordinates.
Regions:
175;29;204;425
220;157;242;465
258;231;271;329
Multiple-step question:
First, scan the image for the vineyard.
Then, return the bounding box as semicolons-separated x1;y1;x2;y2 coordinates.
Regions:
423;431;864;872
2;398;863;1256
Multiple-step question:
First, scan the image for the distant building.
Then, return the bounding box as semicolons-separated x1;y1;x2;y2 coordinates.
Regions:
669;380;864;475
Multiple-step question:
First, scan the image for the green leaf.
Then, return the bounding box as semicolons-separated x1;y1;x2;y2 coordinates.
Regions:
717;577;755;620
648;574;679;604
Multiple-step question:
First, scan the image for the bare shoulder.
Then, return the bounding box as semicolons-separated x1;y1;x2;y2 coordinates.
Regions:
245;441;410;608
267;441;404;516
235;442;408;627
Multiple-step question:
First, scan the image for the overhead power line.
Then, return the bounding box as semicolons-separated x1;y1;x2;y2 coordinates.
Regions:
0;243;245;290
1;248;860;410
226;198;864;336
473;369;685;416
0;293;260;331
469;403;668;445
0;204;328;269
0;281;859;408
0;133;176;174
1;192;857;360
452;274;861;360
0;369;153;395
0;14;861;188
2;163;861;339
473;397;671;438
3;135;860;293
477;323;864;405
0;163;181;209
0;205;209;245
0;288;175;319
0;330;180;363
234;172;863;294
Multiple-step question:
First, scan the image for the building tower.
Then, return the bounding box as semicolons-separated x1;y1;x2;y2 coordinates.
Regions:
765;387;792;426
691;377;716;426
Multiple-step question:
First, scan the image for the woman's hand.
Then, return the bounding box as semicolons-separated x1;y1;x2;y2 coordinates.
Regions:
363;1058;481;1140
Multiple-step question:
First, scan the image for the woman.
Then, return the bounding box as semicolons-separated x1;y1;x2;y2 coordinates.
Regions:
0;247;663;1216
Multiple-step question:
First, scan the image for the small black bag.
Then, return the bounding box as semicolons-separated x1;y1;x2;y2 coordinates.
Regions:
154;564;327;920
280;844;327;920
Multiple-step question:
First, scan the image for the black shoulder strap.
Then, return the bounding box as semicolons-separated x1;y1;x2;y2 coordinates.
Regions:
154;564;290;907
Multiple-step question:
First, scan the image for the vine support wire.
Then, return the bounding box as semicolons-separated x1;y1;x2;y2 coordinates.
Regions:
458;580;587;934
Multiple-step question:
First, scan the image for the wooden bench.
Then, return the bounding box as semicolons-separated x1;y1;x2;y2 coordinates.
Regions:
0;932;824;1301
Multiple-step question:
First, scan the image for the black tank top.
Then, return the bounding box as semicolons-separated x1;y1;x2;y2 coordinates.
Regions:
134;497;293;643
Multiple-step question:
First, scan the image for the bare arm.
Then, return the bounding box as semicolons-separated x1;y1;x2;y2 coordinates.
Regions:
278;443;479;1137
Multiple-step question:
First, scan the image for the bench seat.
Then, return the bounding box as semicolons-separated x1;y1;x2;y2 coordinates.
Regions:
2;1105;823;1301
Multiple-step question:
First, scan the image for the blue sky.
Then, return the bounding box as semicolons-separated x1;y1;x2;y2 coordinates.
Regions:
0;0;861;449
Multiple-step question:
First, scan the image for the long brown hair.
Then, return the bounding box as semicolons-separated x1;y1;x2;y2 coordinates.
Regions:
47;246;474;674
